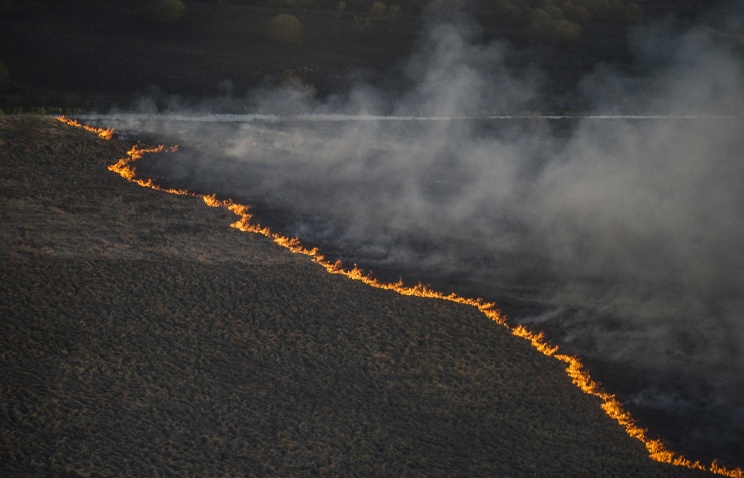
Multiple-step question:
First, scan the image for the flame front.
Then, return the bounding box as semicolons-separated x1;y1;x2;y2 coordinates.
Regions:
57;117;744;478
55;116;114;140
107;144;188;195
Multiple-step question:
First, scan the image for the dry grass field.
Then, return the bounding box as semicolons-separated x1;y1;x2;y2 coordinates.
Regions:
0;115;709;476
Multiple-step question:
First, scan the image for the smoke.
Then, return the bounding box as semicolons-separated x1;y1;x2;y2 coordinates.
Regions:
96;4;744;465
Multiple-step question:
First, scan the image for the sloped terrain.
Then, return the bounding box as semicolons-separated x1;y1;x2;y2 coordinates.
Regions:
0;116;708;476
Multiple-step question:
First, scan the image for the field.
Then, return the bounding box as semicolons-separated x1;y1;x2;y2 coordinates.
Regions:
0;114;709;476
1;0;737;475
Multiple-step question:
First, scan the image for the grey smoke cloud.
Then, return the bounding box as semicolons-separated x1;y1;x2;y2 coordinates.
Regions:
98;6;744;465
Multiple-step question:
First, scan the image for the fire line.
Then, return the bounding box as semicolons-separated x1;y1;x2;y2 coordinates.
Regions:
57;116;743;478
55;116;114;140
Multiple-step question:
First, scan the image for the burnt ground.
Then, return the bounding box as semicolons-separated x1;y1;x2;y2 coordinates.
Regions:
0;115;712;476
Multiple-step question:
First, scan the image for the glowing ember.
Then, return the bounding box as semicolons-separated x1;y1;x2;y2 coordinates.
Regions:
57;116;744;478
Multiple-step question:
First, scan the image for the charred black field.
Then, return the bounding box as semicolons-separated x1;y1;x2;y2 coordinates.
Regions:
2;0;743;476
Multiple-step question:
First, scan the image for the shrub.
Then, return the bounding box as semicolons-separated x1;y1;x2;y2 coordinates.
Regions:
266;14;304;44
137;0;186;24
527;17;582;44
367;1;386;17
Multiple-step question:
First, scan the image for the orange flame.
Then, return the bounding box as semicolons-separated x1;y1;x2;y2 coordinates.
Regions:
56;116;114;140
56;116;744;478
106;144;188;195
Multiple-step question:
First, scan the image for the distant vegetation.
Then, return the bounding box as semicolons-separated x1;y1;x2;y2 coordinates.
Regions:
270;0;318;6
478;0;643;44
133;0;186;23
218;0;642;19
215;0;643;43
266;13;305;44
